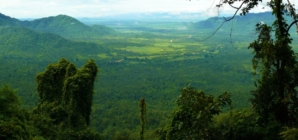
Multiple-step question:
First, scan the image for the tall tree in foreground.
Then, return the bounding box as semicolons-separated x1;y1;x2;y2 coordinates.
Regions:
214;0;298;126
248;0;298;126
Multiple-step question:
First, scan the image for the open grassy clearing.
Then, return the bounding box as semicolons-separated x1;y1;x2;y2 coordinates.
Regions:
91;21;256;61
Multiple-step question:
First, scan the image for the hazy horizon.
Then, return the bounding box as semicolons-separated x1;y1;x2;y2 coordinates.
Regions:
0;0;274;20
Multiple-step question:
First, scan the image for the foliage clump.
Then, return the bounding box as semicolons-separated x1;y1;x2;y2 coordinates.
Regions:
0;85;31;140
30;58;102;139
157;86;231;140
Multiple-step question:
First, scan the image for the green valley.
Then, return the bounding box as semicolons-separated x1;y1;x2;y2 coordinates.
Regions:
1;2;298;138
0;12;256;139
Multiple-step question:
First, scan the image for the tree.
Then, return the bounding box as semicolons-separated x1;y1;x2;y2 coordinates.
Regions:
211;0;298;126
162;86;231;140
0;85;31;140
62;58;98;127
32;58;102;139
139;97;147;140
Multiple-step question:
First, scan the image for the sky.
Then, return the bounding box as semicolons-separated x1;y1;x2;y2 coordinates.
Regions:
0;0;297;19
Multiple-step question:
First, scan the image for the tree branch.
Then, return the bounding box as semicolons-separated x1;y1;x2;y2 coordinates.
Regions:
286;0;297;23
194;1;245;42
287;20;298;34
229;3;240;9
224;1;246;22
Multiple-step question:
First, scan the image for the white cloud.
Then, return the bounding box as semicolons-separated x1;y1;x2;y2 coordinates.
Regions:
0;0;298;19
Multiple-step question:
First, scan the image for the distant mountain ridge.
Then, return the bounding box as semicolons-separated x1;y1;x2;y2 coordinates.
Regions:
22;15;116;39
193;12;275;31
83;12;205;22
0;13;22;26
192;12;296;33
193;12;298;38
0;13;109;60
0;13;116;39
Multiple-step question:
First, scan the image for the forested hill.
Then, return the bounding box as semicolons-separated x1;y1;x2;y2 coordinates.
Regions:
0;26;106;60
193;12;275;32
22;15;116;39
0;13;116;39
0;13;22;26
0;25;107;108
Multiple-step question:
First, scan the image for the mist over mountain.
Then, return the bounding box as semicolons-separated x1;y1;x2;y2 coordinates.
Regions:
79;12;206;23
